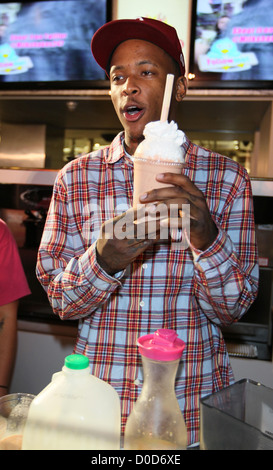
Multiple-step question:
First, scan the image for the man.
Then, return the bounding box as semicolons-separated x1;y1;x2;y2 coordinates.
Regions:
36;18;258;447
0;218;30;397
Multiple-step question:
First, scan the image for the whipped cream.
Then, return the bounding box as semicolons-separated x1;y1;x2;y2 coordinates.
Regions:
134;120;185;162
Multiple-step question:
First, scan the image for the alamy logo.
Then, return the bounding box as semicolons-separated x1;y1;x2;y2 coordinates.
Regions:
81;201;190;251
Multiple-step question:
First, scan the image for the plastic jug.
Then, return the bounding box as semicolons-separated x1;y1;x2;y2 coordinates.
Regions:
21;354;121;450
124;329;187;450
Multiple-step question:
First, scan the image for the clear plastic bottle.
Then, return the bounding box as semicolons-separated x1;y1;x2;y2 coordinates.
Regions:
22;354;121;450
124;329;187;450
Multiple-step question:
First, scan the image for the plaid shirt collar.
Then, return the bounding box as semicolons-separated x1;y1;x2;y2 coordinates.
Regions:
104;131;129;164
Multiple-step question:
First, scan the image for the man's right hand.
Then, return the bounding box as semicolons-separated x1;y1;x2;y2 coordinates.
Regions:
96;206;162;275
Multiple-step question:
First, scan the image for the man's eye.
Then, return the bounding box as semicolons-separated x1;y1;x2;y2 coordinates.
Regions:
112;75;123;82
142;70;153;76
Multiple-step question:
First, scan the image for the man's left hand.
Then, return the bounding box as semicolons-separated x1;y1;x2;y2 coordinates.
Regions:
138;172;218;251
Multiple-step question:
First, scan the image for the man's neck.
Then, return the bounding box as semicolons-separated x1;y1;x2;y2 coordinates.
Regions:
124;135;144;156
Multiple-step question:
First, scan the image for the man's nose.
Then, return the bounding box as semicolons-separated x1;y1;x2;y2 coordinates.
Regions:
122;76;140;96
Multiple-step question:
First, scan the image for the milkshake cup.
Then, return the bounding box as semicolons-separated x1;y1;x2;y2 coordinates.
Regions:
133;120;185;208
133;157;183;207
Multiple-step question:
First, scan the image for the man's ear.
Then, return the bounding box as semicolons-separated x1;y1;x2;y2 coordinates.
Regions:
175;76;187;102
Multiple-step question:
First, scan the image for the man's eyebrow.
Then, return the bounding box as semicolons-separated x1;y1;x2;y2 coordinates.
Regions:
137;60;159;67
110;65;124;73
110;60;159;73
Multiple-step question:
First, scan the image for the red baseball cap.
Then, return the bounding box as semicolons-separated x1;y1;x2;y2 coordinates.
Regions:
91;17;185;77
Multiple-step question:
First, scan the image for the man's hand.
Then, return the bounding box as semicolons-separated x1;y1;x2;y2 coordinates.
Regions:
139;172;218;251
96;206;162;275
96;172;218;275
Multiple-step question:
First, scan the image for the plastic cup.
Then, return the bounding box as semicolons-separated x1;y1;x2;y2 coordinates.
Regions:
0;393;35;450
133;157;183;208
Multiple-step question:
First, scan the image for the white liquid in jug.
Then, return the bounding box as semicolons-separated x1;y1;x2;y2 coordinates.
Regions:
22;355;121;450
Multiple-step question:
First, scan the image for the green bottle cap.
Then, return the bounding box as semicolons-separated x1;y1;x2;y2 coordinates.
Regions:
64;354;89;370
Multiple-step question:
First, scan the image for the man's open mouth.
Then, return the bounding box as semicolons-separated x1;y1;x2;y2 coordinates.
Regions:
123;105;144;121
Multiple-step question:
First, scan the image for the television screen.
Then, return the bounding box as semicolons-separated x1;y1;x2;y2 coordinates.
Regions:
0;0;110;89
188;0;273;89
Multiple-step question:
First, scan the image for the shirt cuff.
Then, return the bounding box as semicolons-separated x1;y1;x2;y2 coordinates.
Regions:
189;228;234;271
80;242;125;291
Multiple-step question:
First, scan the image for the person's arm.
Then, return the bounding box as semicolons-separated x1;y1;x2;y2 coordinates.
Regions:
0;301;18;397
190;225;258;327
36;176;131;320
145;171;259;327
37;175;158;320
191;184;258;327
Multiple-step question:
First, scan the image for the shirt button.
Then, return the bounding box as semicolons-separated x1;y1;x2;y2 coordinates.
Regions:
142;263;148;269
139;300;145;307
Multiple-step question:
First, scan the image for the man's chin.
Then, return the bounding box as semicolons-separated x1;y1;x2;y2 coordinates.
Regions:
124;127;145;146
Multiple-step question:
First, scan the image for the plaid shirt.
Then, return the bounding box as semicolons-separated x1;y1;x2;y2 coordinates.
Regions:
37;132;258;446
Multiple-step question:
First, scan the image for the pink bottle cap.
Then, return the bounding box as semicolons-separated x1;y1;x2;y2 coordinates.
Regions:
137;329;185;361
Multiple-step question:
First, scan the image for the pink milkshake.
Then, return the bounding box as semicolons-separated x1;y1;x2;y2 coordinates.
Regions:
133;119;185;207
